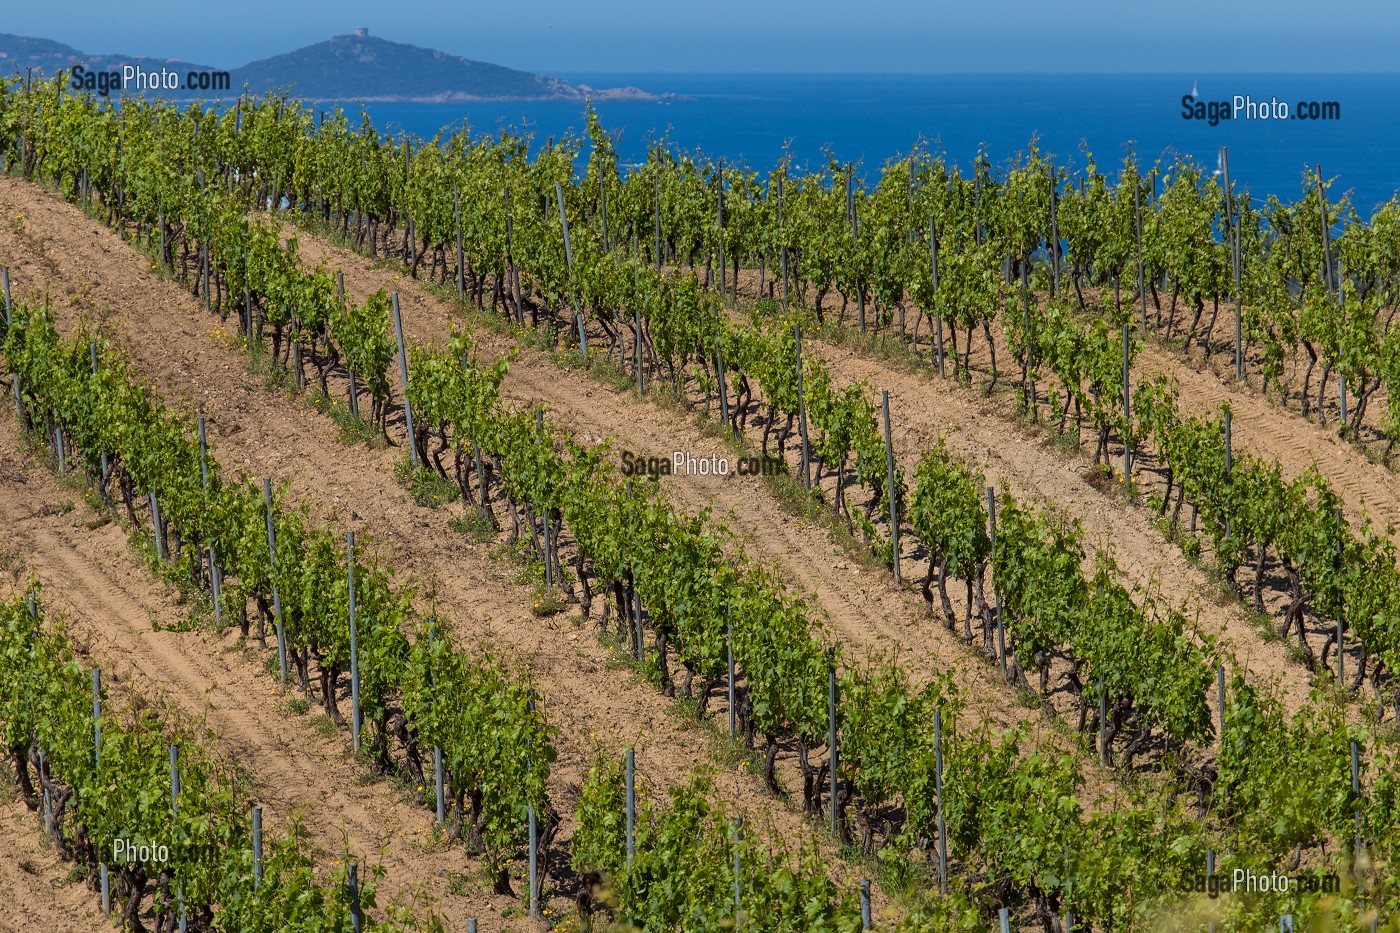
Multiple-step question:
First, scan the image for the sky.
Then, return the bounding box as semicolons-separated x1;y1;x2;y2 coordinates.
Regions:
4;0;1398;73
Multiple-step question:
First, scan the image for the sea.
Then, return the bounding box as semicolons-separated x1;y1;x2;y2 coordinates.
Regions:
338;73;1400;215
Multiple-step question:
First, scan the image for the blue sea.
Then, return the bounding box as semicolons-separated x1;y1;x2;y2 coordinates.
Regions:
341;74;1400;213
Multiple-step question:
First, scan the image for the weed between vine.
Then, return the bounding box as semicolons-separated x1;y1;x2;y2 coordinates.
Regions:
448;509;498;544
393;456;460;509
303;388;386;447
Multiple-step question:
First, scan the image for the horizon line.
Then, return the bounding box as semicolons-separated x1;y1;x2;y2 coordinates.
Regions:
553;69;1400;77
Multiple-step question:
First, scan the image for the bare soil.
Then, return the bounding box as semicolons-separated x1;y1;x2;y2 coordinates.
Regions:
0;801;109;933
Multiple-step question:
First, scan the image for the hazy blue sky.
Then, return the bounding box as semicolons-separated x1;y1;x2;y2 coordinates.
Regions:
5;0;1397;73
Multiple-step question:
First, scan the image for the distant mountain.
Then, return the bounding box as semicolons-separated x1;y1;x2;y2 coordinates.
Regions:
0;32;215;81
0;30;659;103
0;33;83;68
234;31;653;102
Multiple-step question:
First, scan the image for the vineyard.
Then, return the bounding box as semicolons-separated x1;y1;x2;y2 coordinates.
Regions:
1;70;1400;932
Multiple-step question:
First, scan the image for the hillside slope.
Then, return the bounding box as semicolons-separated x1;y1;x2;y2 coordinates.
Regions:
0;30;656;101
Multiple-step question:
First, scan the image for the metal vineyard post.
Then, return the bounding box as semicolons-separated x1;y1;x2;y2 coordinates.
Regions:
732;818;743;924
91;668;101;769
1134;185;1147;334
392;293;416;466
348;530;361;751
828;653;839;837
348;863;362;933
336;273;359;418
252;805;264;889
934;707;948;895
89;344;107;486
198;417;221;625
553;180;587;356
1217;666;1226;739
1122;323;1132;483
263;478;287;685
847;166;866;334
882;390;900;580
1206;849;1216;933
1048;165;1060;297
717;158;726;297
454;185;464;299
1098;675;1108;766
528;802;539;918
1352;740;1362;855
150;492;167;559
727;607;736;740
171;744;186;931
625;748;636;868
796;325;811;488
929;217;946;377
